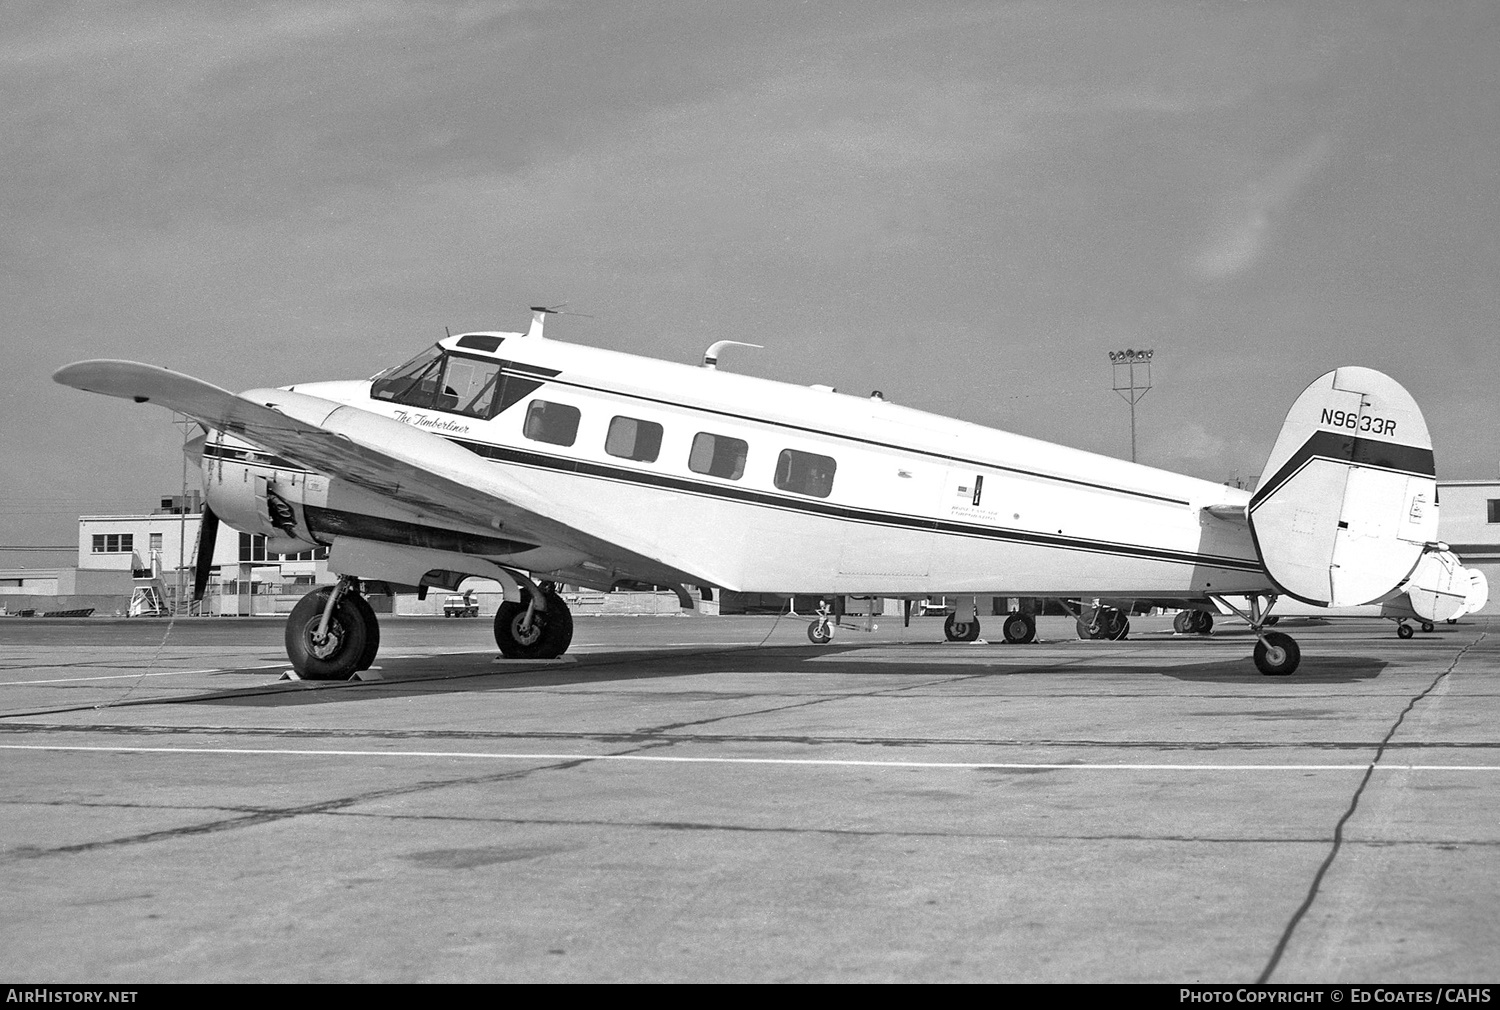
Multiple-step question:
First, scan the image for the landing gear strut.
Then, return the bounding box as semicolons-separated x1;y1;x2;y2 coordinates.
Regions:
494;582;574;659
285;576;379;680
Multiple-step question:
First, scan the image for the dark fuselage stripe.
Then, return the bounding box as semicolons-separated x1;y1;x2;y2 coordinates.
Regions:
204;441;1261;573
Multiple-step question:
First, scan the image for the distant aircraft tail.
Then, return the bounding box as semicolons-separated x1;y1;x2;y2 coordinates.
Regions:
1247;367;1437;607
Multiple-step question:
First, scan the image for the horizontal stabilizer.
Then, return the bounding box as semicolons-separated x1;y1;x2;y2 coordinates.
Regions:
1248;367;1436;606
1402;550;1469;623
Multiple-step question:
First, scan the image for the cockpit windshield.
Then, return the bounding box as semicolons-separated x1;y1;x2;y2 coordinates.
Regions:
370;345;505;419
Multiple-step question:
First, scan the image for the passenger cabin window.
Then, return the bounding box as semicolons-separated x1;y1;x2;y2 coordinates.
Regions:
605;416;663;462
370;346;505;420
523;399;581;446
689;432;748;480
775;449;837;498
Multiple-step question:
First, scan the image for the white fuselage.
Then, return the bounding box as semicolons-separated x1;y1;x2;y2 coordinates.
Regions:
202;330;1271;599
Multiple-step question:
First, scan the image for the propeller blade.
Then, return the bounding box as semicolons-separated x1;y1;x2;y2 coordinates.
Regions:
193;505;219;602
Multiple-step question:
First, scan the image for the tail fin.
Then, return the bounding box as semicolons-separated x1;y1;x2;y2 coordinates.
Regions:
1248;366;1436;606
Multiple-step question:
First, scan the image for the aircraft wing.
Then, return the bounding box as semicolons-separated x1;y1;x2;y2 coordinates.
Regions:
52;360;713;589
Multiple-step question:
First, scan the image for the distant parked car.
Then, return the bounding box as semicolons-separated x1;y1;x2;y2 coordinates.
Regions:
443;593;479;618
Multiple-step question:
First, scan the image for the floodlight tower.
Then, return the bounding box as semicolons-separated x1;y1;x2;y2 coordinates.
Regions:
1108;348;1154;463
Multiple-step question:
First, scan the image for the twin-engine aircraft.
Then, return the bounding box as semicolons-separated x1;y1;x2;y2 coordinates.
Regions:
54;309;1440;679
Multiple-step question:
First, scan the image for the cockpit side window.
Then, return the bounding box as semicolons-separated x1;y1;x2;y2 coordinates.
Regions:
443;356;503;418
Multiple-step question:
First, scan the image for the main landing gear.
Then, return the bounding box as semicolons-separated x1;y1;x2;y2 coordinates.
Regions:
285;576;381;680
942;609;1036;644
944;612;981;642
1394;620;1437;639
494;582;574;659
1172;610;1214;635
1071;601;1130;640
803;601;1037;645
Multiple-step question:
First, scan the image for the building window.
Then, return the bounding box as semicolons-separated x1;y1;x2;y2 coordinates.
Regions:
149;533;163;552
1489;500;1500;523
605;416;663;462
774;449;837;498
90;534;133;554
523;399;581;446
689;432;748;480
239;532;267;562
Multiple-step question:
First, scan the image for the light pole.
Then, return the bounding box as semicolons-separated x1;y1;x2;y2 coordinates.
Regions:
1108;348;1154;463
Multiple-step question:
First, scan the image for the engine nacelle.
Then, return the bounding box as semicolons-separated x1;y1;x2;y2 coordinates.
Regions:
197;431;323;552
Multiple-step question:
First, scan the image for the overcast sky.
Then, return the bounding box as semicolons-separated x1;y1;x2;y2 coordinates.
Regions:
4;1;1498;546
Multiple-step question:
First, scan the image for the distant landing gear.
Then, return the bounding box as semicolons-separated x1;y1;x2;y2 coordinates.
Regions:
1421;621;1436;633
1397;622;1415;639
494;585;574;659
807;602;835;645
944;613;981;642
1077;604;1129;640
1001;612;1036;644
285;577;379;680
1173;610;1214;635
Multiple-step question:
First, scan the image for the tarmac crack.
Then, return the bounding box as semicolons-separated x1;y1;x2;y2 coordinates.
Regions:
1256;632;1486;983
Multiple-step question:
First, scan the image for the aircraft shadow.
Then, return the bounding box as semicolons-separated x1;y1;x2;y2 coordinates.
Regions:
178;640;1389;709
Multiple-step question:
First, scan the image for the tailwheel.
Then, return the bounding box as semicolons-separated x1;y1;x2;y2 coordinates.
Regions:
944;614;981;642
1397;622;1415;639
807;619;833;644
1001;612;1035;644
1253;631;1301;677
494;589;574;659
285;584;372;680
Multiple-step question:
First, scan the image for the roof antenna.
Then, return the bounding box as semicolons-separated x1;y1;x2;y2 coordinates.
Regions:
524;306;556;339
702;339;764;370
524;303;592;339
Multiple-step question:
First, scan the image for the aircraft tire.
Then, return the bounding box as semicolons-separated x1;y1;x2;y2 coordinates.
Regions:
944;615;980;642
1172;611;1192;634
807;621;833;644
1001;612;1035;644
285;589;369;681
1194;611;1214;635
494;594;574;659
1253;632;1300;677
1105;609;1129;640
1397;623;1415;639
1421;621;1435;633
350;593;380;672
